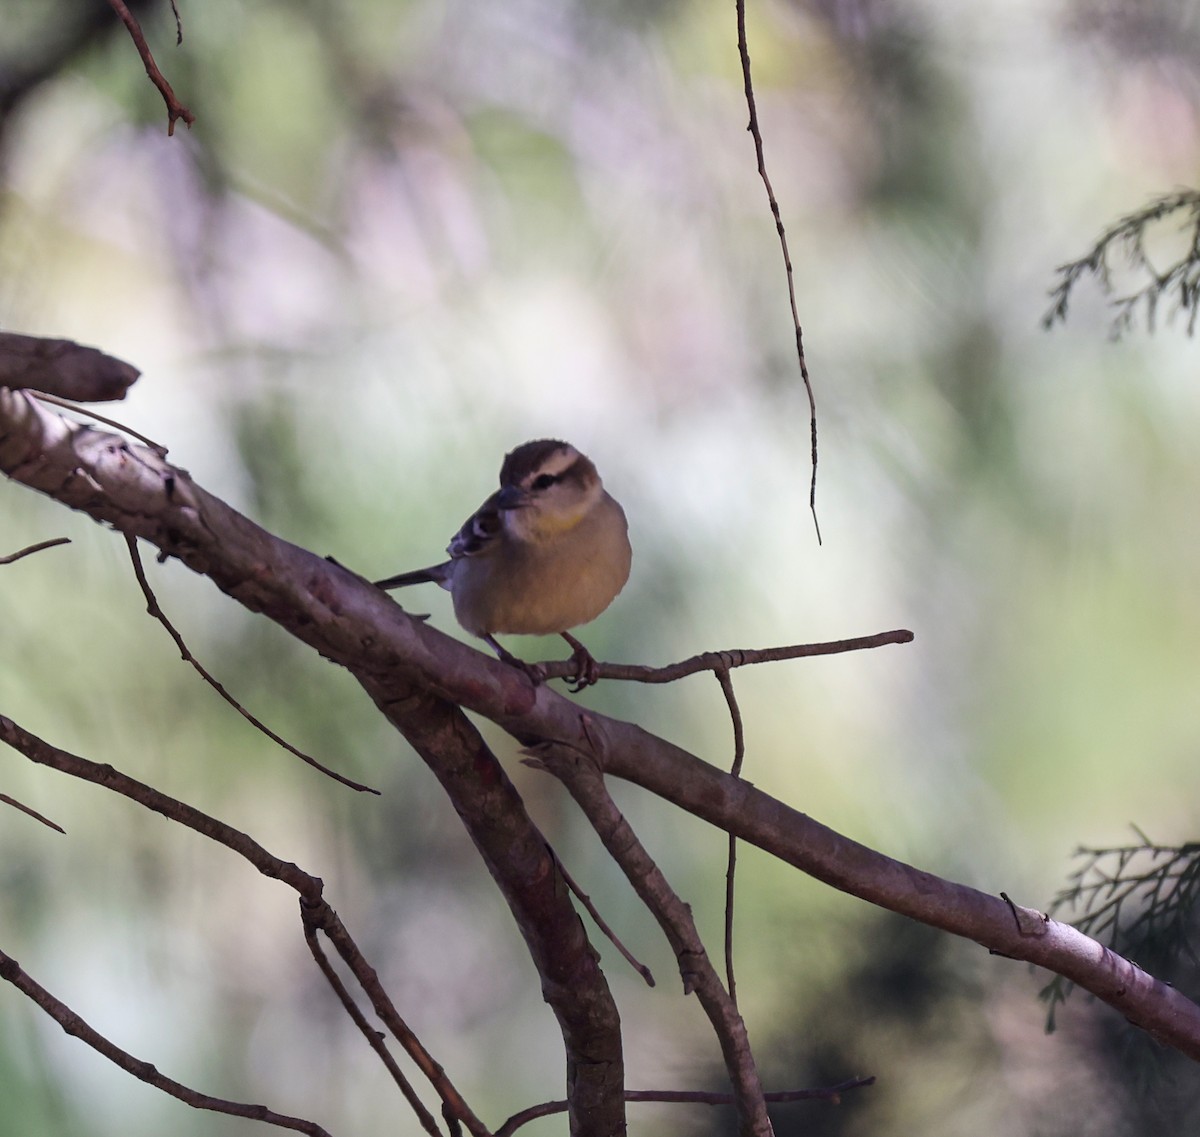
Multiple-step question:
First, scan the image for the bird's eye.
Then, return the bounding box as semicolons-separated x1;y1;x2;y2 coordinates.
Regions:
532;473;557;490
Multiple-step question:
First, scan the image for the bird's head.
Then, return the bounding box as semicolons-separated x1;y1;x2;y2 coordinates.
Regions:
497;439;603;540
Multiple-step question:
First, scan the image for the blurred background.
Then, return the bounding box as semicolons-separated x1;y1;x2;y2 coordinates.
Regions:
4;0;1200;1134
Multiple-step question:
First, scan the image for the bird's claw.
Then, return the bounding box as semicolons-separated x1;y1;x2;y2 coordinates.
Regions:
495;646;546;687
562;635;600;692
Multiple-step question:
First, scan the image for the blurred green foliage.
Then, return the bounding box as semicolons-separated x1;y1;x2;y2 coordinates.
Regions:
5;0;1200;1134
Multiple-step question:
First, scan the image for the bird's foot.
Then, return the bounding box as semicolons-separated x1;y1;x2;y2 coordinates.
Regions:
486;636;546;687
561;632;599;692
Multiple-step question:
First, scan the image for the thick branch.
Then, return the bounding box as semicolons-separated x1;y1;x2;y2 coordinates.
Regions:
5;388;1200;1062
0;391;624;1135
362;679;626;1137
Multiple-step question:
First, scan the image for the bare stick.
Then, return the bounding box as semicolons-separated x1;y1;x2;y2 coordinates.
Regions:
300;923;445;1137
302;899;493;1137
735;0;820;542
0;946;333;1136
0;537;70;565
715;667;745;1002
0;332;139;402
0;714;485;1135
0;713;323;893
125;535;379;795
35;392;167;455
106;0;194;134
0;791;65;833
554;849;656;987
526;741;772;1137
496;1077;875;1136
535;629;914;686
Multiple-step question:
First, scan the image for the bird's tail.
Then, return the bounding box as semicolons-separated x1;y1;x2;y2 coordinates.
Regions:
374;563;450;590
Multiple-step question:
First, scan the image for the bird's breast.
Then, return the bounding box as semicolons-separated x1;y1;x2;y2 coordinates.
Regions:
451;499;630;637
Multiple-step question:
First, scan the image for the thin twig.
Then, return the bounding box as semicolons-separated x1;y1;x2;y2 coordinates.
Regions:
495;1077;875;1137
526;741;773;1137
736;0;820;543
301;922;445;1137
0;713;322;894
1043;189;1200;337
124;535;379;795
0;947;333;1136
0;714;485;1136
554;848;656;987
34;392;167;456
106;0;194;134
0;792;65;833
302;900;492;1137
535;629;913;686
0;537;70;565
715;667;745;1003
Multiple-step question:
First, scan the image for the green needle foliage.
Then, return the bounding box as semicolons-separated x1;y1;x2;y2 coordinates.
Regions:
1044;828;1200;1030
1045;189;1200;337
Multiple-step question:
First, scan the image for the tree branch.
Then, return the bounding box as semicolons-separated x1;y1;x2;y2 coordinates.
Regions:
362;678;626;1136
0;946;334;1137
0;790;65;832
106;0;195;134
495;1077;875;1137
736;0;820;541
0;333;139;402
0;537;70;565
533;631;913;686
5;385;1200;1066
525;741;771;1137
0;712;486;1136
124;534;378;794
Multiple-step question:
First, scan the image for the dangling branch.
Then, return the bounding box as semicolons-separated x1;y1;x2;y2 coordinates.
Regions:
106;0;195;134
736;0;820;542
124;535;379;795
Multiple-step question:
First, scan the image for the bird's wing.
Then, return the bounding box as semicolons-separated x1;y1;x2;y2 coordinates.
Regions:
446;490;505;560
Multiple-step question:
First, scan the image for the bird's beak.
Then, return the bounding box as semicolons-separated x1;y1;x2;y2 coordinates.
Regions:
496;485;531;511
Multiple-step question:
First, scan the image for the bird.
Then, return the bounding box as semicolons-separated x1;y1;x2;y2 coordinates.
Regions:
375;439;631;690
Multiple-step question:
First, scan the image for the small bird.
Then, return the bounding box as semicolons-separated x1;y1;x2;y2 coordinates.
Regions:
376;439;631;690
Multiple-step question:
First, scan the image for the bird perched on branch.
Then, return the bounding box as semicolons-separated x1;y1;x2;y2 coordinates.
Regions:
375;439;631;690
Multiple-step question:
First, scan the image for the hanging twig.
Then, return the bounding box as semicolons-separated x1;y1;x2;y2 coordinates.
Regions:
736;0;820;542
715;667;746;1002
553;849;656;986
125;535;379;795
106;0;195;134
